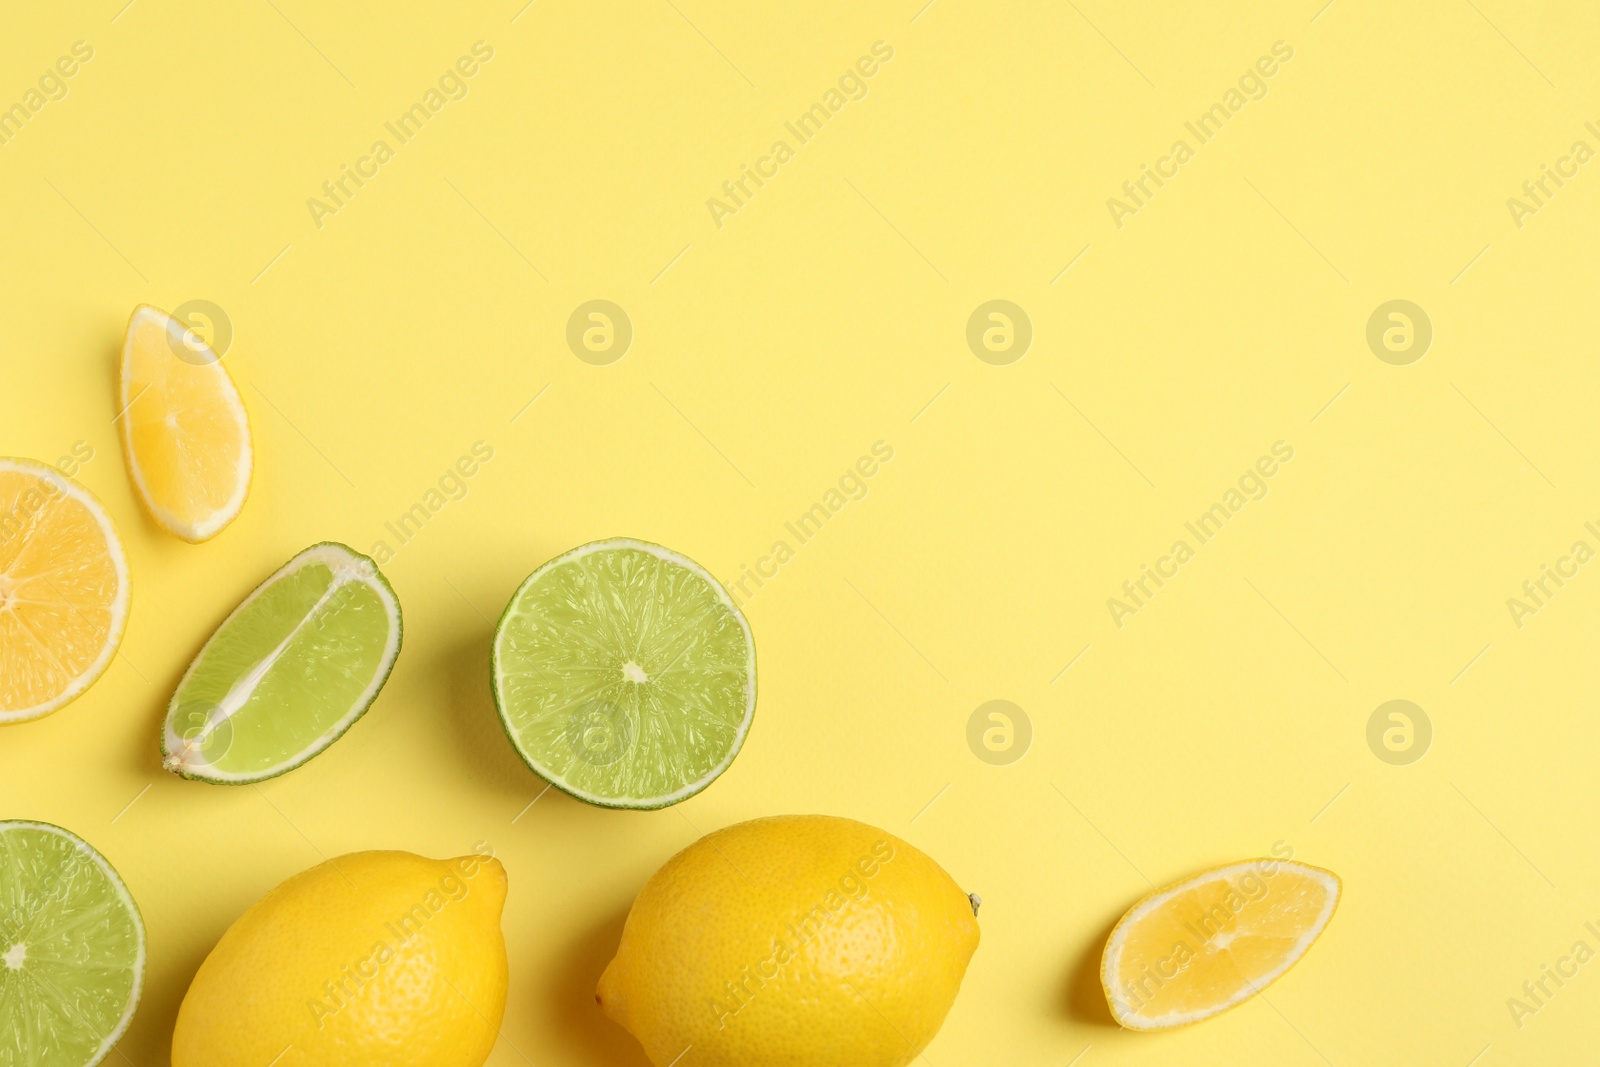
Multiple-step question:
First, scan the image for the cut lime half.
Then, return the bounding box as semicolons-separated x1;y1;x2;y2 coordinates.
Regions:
490;539;756;809
161;542;402;784
0;821;145;1067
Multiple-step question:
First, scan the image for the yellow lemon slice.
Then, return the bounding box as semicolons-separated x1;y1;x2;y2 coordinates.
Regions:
0;459;131;723
1101;858;1340;1030
118;305;252;542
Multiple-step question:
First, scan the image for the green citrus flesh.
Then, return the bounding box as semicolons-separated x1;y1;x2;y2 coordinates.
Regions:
161;542;402;783
0;822;145;1067
491;539;756;808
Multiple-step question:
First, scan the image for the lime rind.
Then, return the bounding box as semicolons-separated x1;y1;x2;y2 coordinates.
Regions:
490;539;756;810
0;821;146;1067
160;542;403;784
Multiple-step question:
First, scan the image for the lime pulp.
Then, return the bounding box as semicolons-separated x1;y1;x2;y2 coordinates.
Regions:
491;539;756;809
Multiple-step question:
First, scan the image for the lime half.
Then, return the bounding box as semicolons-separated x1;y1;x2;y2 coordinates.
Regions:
161;542;402;784
491;539;756;809
0;822;145;1067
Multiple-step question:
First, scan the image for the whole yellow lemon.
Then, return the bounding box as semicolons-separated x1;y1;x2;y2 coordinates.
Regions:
597;814;979;1067
172;850;509;1067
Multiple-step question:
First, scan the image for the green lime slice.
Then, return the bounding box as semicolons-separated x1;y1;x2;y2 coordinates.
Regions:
490;539;756;809
0;822;145;1067
160;542;402;784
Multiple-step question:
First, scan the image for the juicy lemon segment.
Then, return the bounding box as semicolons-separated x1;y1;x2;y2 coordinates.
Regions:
119;305;251;542
1101;858;1340;1030
0;459;130;723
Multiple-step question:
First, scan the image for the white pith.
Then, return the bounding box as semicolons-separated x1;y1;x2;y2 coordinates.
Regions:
0;458;131;724
160;543;401;783
118;305;253;543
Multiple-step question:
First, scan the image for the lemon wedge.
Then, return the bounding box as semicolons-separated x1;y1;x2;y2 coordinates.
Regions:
1101;858;1340;1030
118;305;252;541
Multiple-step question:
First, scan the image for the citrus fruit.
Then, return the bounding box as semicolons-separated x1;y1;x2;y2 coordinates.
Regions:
490;539;755;809
161;542;401;783
171;850;508;1067
0;459;130;724
1100;857;1340;1030
118;304;252;542
597;815;980;1067
0;821;146;1067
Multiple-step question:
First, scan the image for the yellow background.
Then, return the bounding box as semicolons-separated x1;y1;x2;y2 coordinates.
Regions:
4;1;1600;1063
